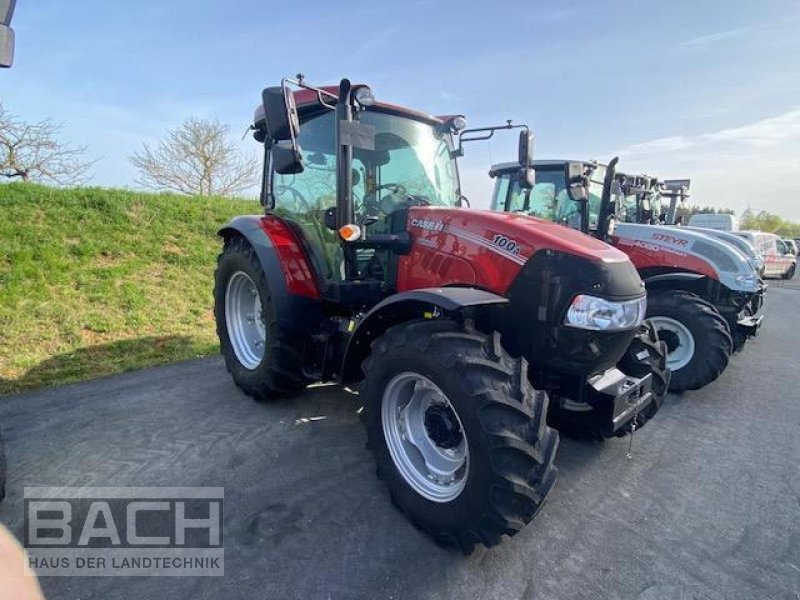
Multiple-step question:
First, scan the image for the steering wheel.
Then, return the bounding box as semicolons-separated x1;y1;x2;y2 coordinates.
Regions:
359;183;406;216
362;183;433;217
274;185;311;212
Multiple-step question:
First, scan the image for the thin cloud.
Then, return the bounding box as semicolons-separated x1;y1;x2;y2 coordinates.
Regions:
615;108;800;220
618;109;800;155
676;27;750;50
352;26;399;56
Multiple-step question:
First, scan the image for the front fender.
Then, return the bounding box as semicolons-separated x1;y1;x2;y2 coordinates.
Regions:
218;215;322;332
340;288;508;383
642;272;706;286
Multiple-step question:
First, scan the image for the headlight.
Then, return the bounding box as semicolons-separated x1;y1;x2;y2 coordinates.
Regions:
564;294;647;331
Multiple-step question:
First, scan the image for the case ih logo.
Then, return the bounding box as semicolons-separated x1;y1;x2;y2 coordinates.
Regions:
651;233;688;247
24;487;224;577
410;218;444;232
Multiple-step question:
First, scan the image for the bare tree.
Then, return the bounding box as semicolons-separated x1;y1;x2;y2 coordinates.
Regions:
130;117;259;197
0;103;95;185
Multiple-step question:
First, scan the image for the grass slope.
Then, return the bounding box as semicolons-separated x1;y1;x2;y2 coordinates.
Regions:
0;182;259;395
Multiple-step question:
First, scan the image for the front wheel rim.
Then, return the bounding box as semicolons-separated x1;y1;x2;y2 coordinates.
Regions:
381;372;469;503
225;271;266;370
650;316;695;371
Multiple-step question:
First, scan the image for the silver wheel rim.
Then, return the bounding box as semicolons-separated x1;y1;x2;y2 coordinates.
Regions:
381;372;469;503
650;316;695;371
225;271;265;370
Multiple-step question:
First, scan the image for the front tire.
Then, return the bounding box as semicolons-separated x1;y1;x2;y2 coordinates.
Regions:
647;290;732;393
214;236;307;400
782;264;796;280
361;319;558;554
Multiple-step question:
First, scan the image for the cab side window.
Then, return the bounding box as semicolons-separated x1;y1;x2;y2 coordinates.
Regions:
491;175;511;212
273;111;340;281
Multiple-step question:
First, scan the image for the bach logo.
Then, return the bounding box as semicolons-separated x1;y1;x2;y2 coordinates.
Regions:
24;487;224;576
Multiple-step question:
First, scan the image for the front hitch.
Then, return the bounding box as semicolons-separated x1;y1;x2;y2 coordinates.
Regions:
619;321;671;397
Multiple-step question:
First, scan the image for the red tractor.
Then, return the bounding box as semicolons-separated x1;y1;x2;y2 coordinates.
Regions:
489;159;764;393
214;77;668;552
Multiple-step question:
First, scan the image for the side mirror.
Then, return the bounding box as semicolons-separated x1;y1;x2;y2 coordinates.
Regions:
262;86;299;142
567;161;584;182
518;167;535;190
566;162;588;200
0;24;14;68
518;129;534;167
272;141;304;175
569;183;588;201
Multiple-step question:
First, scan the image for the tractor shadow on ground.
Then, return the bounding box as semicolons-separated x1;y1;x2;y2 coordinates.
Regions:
0;335;202;396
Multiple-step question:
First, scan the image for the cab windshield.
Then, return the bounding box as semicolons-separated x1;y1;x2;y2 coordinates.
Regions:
272;109;459;282
274;110;459;218
491;164;605;232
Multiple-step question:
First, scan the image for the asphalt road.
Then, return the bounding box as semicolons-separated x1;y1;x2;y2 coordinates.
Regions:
1;287;799;600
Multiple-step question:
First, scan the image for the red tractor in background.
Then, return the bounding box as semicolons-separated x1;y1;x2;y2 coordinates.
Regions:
214;77;668;552
490;159;764;393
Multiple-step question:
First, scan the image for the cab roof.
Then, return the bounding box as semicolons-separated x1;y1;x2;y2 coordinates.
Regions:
490;159;595;174
254;85;446;130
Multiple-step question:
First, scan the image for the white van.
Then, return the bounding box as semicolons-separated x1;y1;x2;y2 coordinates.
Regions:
687;213;739;231
735;231;796;279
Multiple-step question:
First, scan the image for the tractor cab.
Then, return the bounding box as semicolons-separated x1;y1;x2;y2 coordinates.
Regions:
252;79;466;306
489;159;609;235
489;160;663;236
612;173;661;225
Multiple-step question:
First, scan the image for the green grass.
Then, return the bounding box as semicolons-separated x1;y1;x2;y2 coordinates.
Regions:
0;182;260;395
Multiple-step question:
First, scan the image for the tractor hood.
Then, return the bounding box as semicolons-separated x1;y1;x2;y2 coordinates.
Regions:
399;206;644;299
413;207;631;264
613;223;759;293
684;226;765;273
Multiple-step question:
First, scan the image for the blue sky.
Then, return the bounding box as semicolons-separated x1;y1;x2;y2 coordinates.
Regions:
4;0;800;218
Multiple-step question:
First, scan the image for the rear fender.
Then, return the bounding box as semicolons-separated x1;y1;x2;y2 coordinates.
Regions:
218;215;322;333
340;288;508;384
641;270;753;326
641;270;714;303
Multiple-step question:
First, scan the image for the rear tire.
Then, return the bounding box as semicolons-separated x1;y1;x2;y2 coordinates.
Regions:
361;319;558;554
214;236;307;400
647;290;732;393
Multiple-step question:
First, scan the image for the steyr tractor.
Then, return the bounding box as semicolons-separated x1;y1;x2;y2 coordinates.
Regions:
608;175;767;347
654;180;766;279
489;159;763;393
214;77;668;553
